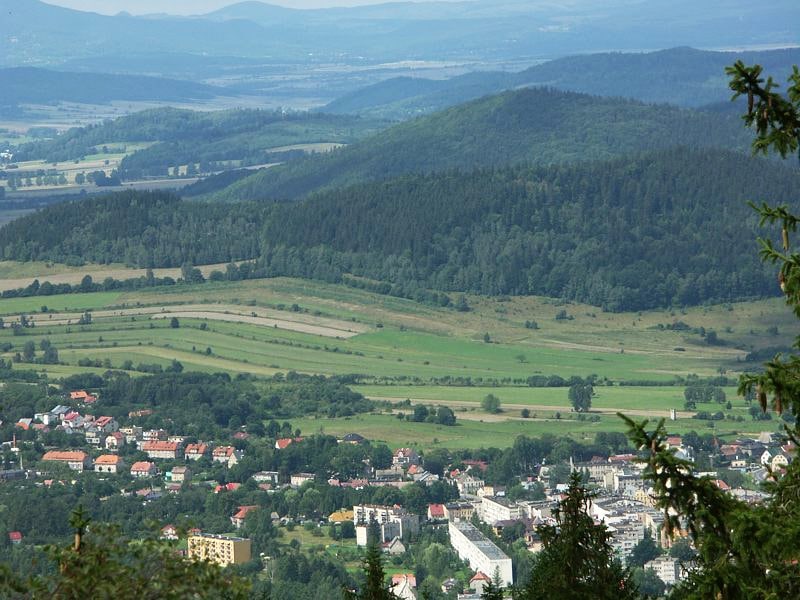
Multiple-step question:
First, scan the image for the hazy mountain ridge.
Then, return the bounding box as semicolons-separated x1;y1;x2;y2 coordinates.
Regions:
3;0;798;68
325;47;800;118
0;67;227;115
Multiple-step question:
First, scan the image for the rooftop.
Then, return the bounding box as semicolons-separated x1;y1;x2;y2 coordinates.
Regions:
450;521;510;561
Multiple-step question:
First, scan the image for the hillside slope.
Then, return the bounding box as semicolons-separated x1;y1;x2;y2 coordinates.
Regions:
211;87;752;202
1;149;794;311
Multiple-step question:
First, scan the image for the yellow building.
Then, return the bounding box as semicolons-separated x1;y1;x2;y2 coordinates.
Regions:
187;533;251;567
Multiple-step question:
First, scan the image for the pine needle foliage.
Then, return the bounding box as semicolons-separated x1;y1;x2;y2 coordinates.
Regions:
621;61;800;600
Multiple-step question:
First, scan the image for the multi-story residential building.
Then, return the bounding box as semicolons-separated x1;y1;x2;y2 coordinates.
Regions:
392;448;420;467
119;426;142;445
184;443;208;460
41;450;90;472
454;473;484;496
354;504;419;546
93;454;127;474
93;416;119;433
169;466;191;483
252;471;280;484
231;505;258;529
290;473;315;487
645;556;681;586
183;442;208;460
478;496;522;525
105;431;125;450
130;461;158;478
448;521;513;587
187;533;251;567
212;446;242;467
444;502;475;521
142;441;182;460
143;429;168;442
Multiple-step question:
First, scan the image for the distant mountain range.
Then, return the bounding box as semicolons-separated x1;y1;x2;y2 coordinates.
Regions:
325;47;800;119
209;85;753;202
2;0;798;69
0;68;227;117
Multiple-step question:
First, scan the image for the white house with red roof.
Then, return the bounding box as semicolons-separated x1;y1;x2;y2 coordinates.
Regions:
275;437;304;450
212;446;242;467
231;505;259;529
93;455;127;474
105;431;125;450
142;441;182;460
390;574;417;600
8;531;22;545
427;503;446;520
69;390;97;404
93;416;118;433
469;572;492;595
130;461;158;478
42;450;90;472
184;443;208;460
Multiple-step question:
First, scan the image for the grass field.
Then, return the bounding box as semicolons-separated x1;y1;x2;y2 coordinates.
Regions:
290;411;772;451
0;263;787;446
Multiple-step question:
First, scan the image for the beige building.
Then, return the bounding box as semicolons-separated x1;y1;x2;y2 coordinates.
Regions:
42;450;91;472
93;454;127;474
187;533;251;567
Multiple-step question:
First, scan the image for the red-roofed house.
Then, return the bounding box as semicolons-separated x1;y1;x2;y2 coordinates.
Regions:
427;504;446;520
42;450;90;472
275;437;304;450
214;482;241;494
184;443;208;461
231;505;259;529
212;446;242;467
8;531;22;545
70;390;97;404
93;454;127;474
142;440;181;460
93;416;118;433
130;461;158;478
105;431;125;450
390;574;417;600
161;524;178;540
470;571;492;595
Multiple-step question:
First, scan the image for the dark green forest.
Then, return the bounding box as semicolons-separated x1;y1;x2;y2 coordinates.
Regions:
1;147;793;310
212;86;754;202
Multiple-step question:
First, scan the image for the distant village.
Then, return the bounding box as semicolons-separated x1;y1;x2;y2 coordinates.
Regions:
2;388;792;598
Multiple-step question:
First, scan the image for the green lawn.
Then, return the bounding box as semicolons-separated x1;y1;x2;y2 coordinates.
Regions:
353;384;742;411
289;412;777;451
0;292;122;315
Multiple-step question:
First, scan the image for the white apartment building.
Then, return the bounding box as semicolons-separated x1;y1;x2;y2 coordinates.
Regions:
478;496;522;525
448;521;513;588
353;504;419;546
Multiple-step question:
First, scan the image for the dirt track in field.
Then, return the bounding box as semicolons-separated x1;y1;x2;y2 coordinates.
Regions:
6;303;368;339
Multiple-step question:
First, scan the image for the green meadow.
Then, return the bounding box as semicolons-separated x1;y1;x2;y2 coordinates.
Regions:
0;269;790;445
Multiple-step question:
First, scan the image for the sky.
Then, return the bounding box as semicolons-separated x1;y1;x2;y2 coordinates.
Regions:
42;0;459;14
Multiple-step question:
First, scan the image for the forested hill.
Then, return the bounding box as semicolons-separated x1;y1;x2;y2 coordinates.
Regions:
209;87;752;202
2;148;795;311
0;191;265;267
11;107;384;179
